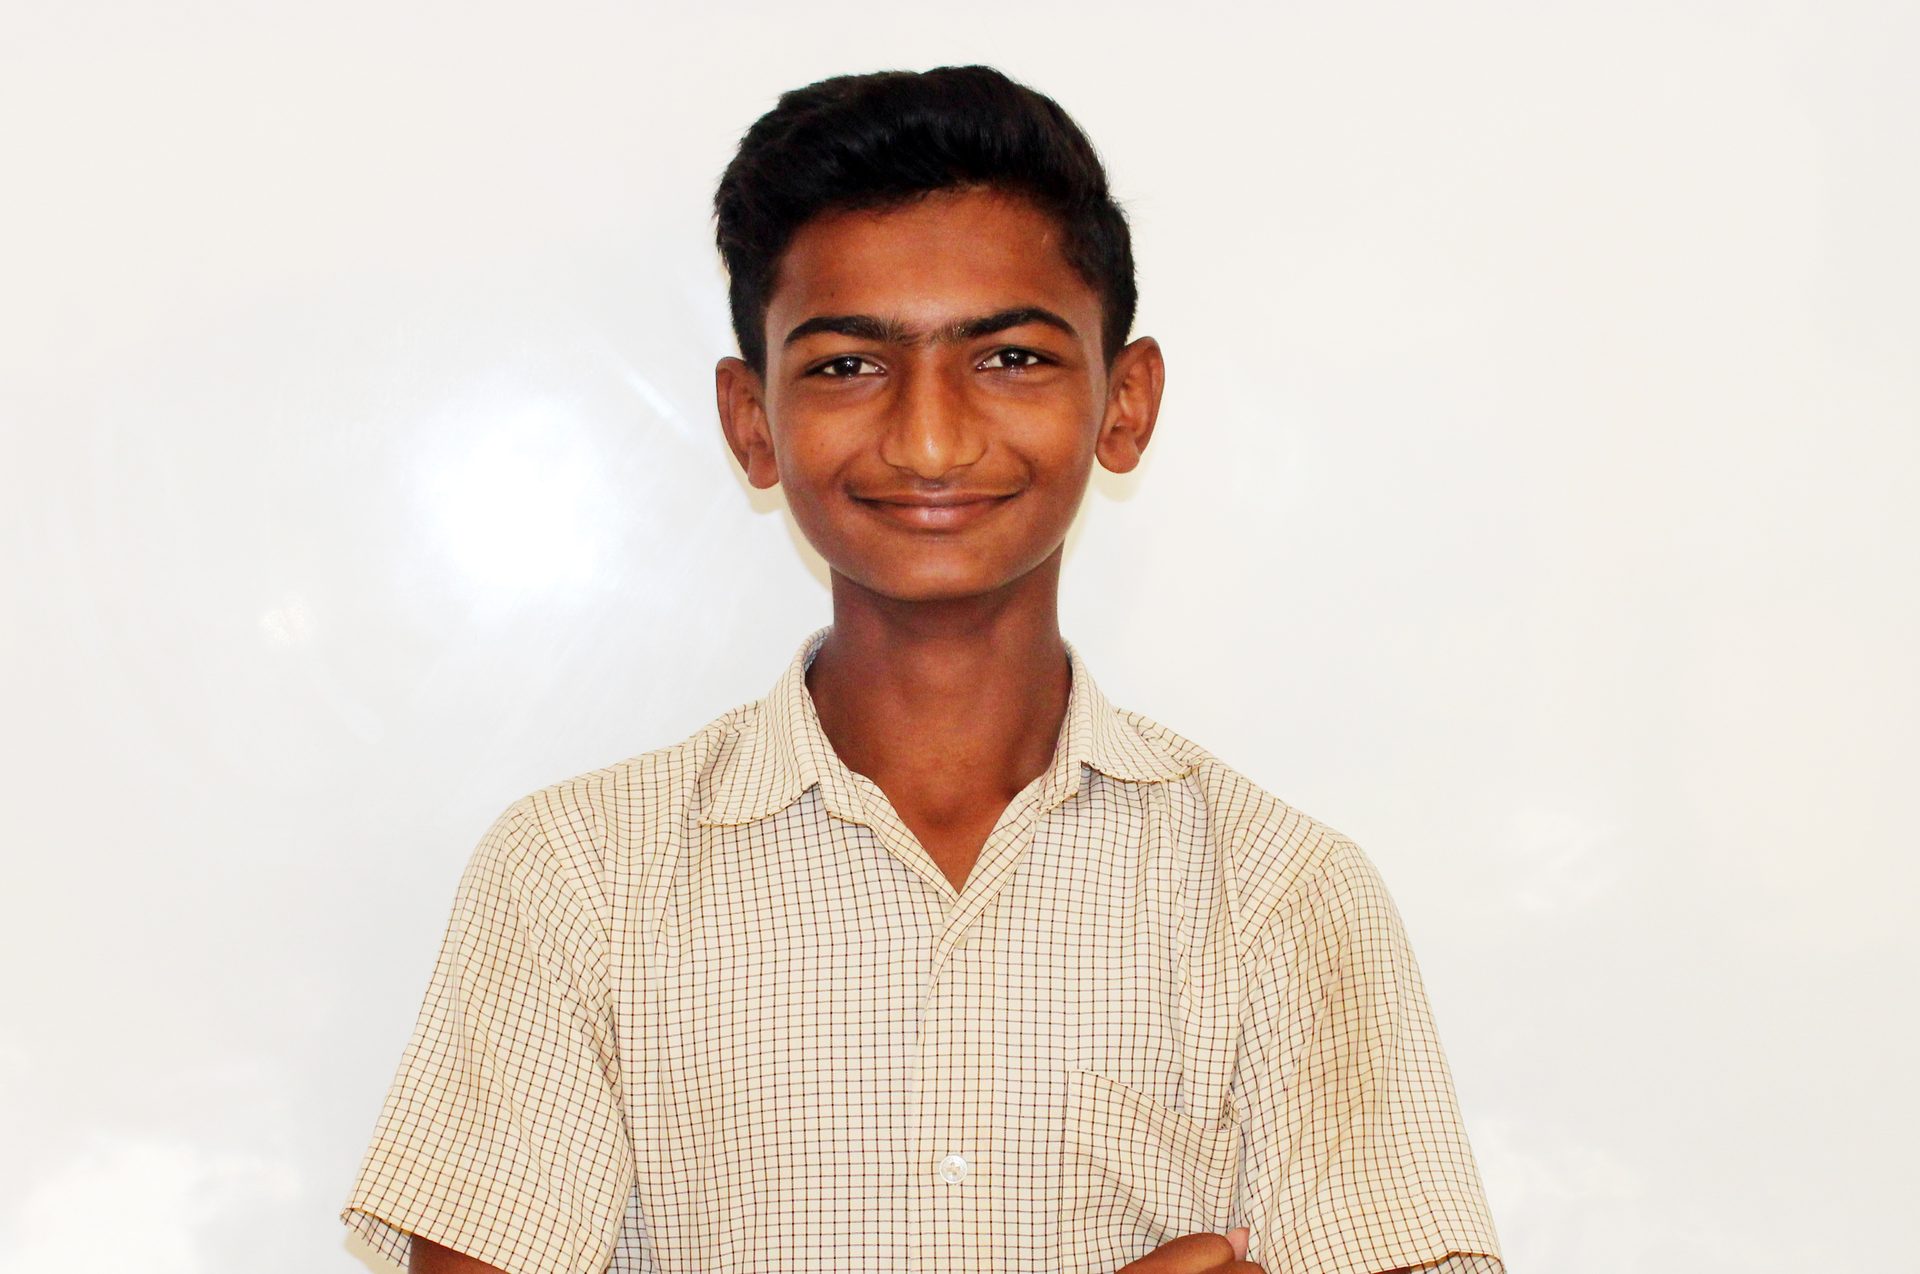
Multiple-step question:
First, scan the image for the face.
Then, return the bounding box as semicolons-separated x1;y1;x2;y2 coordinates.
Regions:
715;185;1164;604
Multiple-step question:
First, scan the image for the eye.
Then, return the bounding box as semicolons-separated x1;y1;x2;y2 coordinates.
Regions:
980;347;1052;372
810;354;883;378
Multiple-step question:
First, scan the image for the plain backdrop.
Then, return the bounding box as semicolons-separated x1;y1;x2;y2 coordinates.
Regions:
2;2;1915;1271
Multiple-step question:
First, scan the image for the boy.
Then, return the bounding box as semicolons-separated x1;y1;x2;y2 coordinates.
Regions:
341;65;1505;1274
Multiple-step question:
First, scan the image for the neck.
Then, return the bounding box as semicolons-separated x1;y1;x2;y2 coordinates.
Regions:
805;551;1070;814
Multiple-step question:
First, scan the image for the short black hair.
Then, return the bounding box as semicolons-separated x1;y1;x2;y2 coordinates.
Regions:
712;65;1137;379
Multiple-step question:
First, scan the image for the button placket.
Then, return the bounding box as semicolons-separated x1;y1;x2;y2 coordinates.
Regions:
914;938;983;1270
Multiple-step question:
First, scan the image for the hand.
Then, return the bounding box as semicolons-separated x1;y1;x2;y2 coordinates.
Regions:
1116;1225;1265;1272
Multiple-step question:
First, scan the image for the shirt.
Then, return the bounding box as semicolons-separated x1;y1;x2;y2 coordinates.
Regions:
340;624;1505;1274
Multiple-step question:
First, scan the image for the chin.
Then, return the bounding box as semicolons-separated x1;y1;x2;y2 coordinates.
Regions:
859;575;1010;604
844;553;1052;604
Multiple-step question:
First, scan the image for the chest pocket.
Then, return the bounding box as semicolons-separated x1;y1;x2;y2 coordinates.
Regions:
1056;1067;1242;1274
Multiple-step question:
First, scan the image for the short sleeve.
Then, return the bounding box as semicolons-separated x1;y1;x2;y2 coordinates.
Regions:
340;801;634;1274
1230;839;1503;1274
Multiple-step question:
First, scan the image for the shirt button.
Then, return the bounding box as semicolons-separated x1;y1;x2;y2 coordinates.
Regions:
935;1152;970;1184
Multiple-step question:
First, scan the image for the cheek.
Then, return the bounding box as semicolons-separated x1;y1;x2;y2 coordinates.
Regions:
1032;431;1100;490
772;430;843;497
995;399;1097;465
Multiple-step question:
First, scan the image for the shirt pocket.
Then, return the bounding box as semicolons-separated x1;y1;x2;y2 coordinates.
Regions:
1056;1067;1242;1274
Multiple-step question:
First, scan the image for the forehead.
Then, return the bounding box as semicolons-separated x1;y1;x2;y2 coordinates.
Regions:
767;187;1099;334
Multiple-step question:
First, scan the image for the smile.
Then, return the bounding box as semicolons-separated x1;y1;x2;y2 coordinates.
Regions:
855;493;1017;531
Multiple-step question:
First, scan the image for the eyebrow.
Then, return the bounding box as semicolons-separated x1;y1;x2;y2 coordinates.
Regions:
782;306;1080;350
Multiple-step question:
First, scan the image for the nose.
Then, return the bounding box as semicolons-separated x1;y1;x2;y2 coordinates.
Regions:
876;359;987;479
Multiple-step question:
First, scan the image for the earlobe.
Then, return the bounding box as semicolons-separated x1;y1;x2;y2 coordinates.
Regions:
715;357;780;490
1095;336;1164;475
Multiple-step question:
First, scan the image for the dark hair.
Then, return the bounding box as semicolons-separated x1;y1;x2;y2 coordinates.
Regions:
712;65;1137;379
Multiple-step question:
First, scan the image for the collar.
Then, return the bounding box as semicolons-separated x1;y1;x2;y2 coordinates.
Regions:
699;625;1195;827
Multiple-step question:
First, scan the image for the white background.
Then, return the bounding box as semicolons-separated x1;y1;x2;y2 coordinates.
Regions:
2;3;1914;1271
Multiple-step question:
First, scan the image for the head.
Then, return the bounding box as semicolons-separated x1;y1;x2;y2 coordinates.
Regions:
713;64;1138;382
710;66;1165;606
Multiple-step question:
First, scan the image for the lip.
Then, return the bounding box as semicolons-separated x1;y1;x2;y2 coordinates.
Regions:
855;491;1018;530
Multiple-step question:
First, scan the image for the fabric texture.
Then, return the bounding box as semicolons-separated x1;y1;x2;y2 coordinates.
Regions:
341;625;1504;1273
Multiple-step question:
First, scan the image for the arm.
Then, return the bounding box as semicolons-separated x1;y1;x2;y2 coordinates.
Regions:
409;1235;512;1273
1385;1256;1507;1274
1107;1228;1504;1274
1390;1250;1505;1274
339;800;634;1273
1118;1227;1262;1272
1228;839;1505;1274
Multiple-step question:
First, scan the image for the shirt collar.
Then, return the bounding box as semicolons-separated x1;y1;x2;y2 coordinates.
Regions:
699;625;1195;827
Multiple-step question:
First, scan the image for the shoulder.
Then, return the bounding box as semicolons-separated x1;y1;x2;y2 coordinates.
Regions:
485;698;762;882
1117;707;1384;961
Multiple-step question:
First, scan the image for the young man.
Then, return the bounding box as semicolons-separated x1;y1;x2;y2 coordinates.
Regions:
341;66;1505;1274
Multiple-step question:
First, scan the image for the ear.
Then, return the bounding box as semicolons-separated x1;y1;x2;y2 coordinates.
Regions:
715;356;781;489
1093;335;1165;475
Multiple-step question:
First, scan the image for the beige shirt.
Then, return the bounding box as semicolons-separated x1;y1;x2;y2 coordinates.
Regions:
341;625;1505;1274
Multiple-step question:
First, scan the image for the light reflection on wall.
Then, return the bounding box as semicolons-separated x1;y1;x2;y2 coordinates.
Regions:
1;1137;299;1274
417;400;615;601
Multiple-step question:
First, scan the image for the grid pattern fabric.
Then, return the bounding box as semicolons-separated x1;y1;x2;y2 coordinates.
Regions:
341;625;1504;1274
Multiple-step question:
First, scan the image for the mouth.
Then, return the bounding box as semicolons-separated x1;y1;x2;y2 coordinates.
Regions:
854;492;1018;531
